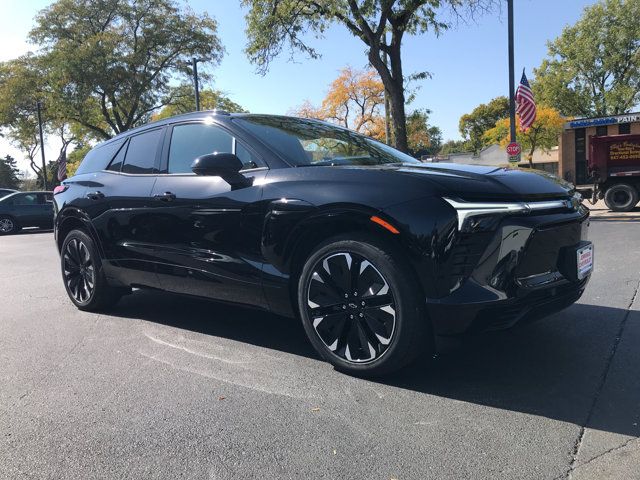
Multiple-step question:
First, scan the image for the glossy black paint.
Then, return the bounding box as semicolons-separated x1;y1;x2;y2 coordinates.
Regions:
54;112;591;334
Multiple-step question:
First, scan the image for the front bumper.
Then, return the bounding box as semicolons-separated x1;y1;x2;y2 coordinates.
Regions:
427;208;591;335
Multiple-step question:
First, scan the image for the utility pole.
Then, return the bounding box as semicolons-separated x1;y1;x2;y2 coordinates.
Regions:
36;101;48;191
192;57;201;111
507;0;517;144
383;32;391;145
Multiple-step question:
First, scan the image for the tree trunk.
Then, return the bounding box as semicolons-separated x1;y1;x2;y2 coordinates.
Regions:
367;28;409;153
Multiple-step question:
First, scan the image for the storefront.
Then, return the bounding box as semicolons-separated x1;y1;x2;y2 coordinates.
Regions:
559;112;640;185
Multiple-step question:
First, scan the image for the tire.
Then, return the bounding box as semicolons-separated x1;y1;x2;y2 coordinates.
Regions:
297;233;433;377
0;215;19;235
60;229;122;311
604;183;639;212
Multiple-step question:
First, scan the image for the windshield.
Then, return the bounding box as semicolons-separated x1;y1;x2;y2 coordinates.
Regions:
234;116;421;167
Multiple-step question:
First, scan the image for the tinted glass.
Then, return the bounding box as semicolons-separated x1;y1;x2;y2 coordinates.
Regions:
168;123;234;174
235;116;420;167
75;139;125;176
14;193;38;205
235;142;261;169
122;129;163;174
107;141;128;172
619;123;631;134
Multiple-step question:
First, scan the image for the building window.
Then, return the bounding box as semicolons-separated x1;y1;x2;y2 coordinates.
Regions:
619;123;631;134
595;125;608;136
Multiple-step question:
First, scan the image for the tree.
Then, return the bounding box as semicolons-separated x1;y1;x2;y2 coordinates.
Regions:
29;0;224;139
406;109;439;157
459;96;509;153
292;67;386;140
534;0;640;117
153;84;247;121
0;155;20;189
483;106;565;167
439;139;471;155
243;0;496;153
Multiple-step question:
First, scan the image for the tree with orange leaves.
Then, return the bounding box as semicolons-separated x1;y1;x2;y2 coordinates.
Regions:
292;67;386;141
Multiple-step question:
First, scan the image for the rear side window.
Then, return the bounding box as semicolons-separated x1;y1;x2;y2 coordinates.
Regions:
107;141;128;172
122;129;163;174
168;123;234;174
75;139;125;176
13;193;38;205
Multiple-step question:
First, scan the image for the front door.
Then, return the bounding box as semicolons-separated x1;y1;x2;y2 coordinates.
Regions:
149;121;268;306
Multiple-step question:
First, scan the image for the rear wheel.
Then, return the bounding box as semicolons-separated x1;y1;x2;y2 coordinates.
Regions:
604;183;639;212
297;234;432;376
0;216;19;235
61;229;122;311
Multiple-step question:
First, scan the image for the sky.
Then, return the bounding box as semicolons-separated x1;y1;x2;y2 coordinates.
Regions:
0;0;599;173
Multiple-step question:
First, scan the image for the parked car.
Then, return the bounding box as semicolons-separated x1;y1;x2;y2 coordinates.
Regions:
0;188;18;198
53;112;593;376
0;191;53;235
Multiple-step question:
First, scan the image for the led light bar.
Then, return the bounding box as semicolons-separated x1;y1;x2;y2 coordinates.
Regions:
444;197;576;230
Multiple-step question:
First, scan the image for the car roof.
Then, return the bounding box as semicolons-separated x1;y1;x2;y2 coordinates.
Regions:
93;112;322;150
1;190;51;198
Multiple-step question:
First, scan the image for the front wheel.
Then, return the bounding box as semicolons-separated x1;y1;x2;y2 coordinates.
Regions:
297;234;432;376
61;229;122;311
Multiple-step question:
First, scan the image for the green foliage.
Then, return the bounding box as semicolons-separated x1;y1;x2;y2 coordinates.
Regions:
29;0;224;139
534;0;640;117
439;139;471;155
459;96;509;154
406;109;441;157
153;85;247;121
242;0;496;153
0;155;20;189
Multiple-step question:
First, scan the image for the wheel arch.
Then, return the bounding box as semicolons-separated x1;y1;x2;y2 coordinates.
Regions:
55;208;103;257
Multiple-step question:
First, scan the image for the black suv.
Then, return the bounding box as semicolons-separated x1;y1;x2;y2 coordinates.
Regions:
53;112;593;375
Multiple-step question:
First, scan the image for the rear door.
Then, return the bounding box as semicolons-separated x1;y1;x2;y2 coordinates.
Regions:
87;127;165;288
148;121;268;305
10;193;41;227
35;192;54;227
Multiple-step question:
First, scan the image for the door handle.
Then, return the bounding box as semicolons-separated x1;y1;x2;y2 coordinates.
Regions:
154;191;176;202
86;191;105;200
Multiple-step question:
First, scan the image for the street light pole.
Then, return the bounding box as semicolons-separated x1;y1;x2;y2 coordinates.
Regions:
192;57;201;112
507;0;517;144
36;101;48;191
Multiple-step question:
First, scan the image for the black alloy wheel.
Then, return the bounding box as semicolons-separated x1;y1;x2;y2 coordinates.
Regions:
306;252;396;363
63;237;95;303
298;234;432;376
60;229;123;311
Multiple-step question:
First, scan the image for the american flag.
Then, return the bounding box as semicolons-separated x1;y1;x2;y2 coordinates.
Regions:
516;70;537;131
57;150;67;182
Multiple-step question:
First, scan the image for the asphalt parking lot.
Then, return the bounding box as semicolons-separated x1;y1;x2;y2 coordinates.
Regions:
1;218;639;480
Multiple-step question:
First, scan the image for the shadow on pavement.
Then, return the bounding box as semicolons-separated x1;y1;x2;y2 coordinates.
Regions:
109;290;639;438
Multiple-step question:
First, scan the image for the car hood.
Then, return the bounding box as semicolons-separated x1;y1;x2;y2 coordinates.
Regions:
368;162;574;201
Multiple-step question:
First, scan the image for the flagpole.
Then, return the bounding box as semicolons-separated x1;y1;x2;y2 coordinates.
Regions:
507;0;517;144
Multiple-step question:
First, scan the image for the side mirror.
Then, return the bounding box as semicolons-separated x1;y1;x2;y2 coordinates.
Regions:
191;152;251;189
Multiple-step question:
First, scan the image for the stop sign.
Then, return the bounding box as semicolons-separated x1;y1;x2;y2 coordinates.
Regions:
506;142;521;156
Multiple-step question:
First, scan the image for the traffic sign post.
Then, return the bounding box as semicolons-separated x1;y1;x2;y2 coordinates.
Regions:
507;142;521;163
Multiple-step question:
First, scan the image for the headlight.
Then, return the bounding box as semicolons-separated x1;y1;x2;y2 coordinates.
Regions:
444;196;578;232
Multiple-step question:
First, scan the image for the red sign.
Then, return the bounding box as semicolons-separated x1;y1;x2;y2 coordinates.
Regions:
506;142;521;156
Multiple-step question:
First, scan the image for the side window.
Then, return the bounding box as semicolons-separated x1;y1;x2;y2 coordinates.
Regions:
14;194;38;205
168;123;234;174
235;142;261;170
121;129;163;174
75;139;125;176
107;140;128;172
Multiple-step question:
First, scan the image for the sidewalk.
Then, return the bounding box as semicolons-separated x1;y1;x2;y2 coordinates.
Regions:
586;200;640;221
